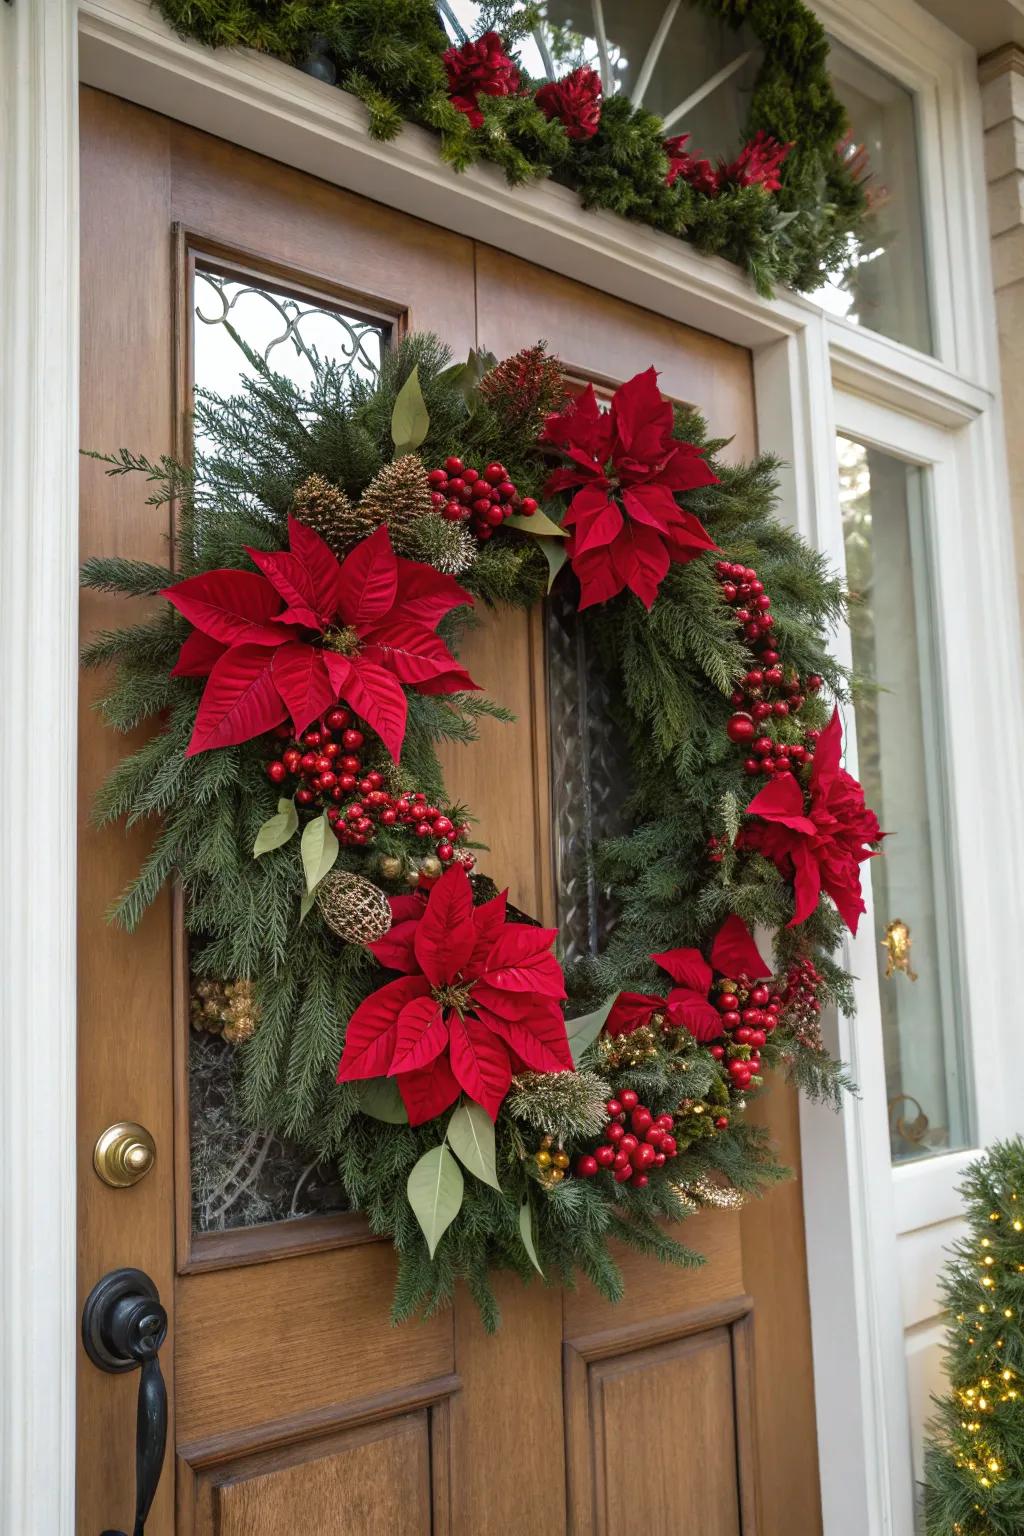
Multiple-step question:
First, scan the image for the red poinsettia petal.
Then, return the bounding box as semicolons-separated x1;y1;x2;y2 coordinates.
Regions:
336;525;398;631
335;974;431;1082
475;996;572;1074
396;1053;462;1127
789;841;823;928
360;621;479;692
448;1012;512;1121
162;569;291;648
186;643;287;756
540;383;605;457
468;890;508;970
413;863;476;988
810;707;844;790
477;925;566;999
409;669;481;698
389;892;429;922
612;520;672;610
245;546;323;629
288;517;342;621
666;992;725;1042
821;863;867;935
343;659;408;762
745;774;817;833
604;991;663;1038
659;440;719;493
709;915;771;980
271;641;338;738
620;483;679;532
610;367;675;462
389;995;449;1075
570;542;629;610
394;557;473;628
651;946;712;993
171;629;227;678
663;508;719;559
368;918;423;974
570;487;624;554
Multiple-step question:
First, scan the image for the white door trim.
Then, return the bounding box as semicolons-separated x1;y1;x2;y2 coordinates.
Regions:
0;2;80;1533
9;3;1010;1531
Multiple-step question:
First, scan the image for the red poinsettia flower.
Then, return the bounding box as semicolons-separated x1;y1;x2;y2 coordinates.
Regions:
164;521;476;761
443;30;521;128
664;133;720;195
605;917;770;1042
740;708;883;933
336;863;571;1124
720;130;793;193
541;368;719;610
535;66;602;140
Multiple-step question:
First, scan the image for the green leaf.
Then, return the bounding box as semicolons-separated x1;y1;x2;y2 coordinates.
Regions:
407;1144;464;1259
565;995;616;1066
539;537;569;592
298;889;316;924
505;508;567;538
300;810;338;895
359;1077;410;1124
391;364;429;453
518;1194;544;1277
447;1100;500;1190
253;796;299;858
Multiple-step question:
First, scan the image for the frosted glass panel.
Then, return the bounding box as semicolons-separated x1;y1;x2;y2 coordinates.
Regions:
839;437;968;1162
812;42;933;354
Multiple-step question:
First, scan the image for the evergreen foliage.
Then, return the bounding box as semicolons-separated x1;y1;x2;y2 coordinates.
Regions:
925;1141;1024;1536
85;331;861;1326
152;0;869;296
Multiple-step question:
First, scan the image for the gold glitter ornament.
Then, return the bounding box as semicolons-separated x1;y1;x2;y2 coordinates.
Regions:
189;977;260;1045
377;854;404;881
316;872;392;944
672;1173;746;1212
419;855;443;879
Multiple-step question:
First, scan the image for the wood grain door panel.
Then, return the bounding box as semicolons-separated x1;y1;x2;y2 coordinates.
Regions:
79;85;820;1535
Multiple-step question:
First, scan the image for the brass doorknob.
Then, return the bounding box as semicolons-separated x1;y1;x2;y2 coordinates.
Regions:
93;1121;156;1188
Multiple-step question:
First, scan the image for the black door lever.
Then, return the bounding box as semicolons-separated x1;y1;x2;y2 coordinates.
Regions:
82;1268;168;1536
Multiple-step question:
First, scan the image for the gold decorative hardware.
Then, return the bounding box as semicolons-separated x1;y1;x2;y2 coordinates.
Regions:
882;918;918;981
93;1121;156;1188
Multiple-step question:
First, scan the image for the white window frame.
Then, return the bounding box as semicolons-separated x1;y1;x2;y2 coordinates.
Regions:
4;1;1020;1532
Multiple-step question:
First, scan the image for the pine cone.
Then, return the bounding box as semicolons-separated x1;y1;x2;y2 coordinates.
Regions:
189;977;260;1045
290;474;362;557
356;455;434;553
317;872;392;944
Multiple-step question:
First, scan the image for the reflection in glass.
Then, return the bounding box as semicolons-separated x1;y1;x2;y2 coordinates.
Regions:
838;436;968;1162
188;267;386;1235
812;43;933;354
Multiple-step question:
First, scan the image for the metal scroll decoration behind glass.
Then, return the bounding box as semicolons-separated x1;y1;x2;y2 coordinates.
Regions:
189;270;388;1233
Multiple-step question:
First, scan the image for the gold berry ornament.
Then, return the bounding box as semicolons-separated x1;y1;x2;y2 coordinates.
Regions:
316;871;392;944
189;977;259;1044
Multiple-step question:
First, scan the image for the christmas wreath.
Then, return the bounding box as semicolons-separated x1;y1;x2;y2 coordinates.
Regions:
84;333;879;1328
152;0;872;297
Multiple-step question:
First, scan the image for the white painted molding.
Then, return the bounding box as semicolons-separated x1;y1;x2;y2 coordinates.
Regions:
0;2;80;1533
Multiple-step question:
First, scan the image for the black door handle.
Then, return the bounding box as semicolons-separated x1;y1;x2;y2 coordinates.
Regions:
82;1268;168;1536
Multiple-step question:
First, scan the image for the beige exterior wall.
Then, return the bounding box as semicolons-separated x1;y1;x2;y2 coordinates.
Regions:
982;46;1024;608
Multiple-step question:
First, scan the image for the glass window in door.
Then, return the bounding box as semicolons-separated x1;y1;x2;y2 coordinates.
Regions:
838;435;969;1161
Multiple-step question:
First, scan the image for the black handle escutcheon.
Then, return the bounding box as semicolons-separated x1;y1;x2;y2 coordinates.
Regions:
82;1268;168;1536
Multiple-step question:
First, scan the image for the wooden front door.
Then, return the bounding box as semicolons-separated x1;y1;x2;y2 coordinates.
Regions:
78;85;820;1536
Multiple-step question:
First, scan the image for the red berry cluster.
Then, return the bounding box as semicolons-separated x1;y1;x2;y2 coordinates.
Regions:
714;559;824;778
575;1089;678;1188
426;456;538;540
263;709;471;861
777;956;824;1046
707;974;780;1093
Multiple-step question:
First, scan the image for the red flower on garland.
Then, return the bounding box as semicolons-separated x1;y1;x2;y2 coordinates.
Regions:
164;521;477;761
443;31;521;128
541;368;719;610
336;864;571;1124
720;130;793;193
740;708;882;934
535;66;603;140
664;130;792;195
605;917;770;1041
664;133;720;195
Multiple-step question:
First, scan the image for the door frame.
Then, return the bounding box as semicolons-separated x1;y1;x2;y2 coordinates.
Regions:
3;1;1019;1532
